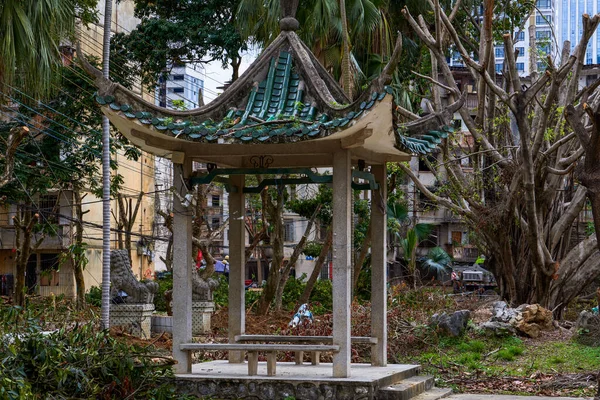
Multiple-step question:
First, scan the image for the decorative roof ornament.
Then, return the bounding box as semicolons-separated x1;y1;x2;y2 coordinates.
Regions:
280;0;300;31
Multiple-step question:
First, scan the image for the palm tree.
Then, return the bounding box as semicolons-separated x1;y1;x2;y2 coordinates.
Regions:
0;0;76;100
387;201;451;289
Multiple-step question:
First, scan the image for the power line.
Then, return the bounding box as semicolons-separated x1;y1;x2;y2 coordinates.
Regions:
75;25;221;101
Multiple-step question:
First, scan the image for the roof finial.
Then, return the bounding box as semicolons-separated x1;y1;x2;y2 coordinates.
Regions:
280;0;300;31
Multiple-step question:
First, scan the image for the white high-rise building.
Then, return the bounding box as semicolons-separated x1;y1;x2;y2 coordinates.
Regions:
155;63;205;110
492;0;556;77
556;0;600;64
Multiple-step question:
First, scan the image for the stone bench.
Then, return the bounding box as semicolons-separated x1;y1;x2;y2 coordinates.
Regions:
180;343;339;376
235;335;376;366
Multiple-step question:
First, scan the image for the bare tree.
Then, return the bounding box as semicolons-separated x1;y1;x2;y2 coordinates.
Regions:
13;203;46;306
400;2;600;314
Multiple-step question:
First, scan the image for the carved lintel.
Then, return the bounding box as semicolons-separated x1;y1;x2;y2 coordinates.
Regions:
249;155;274;168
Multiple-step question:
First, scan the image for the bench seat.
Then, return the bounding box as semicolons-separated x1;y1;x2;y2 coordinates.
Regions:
180;343;339;376
235;334;378;344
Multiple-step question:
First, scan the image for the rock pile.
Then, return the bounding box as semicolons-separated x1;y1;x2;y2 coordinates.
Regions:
480;301;553;338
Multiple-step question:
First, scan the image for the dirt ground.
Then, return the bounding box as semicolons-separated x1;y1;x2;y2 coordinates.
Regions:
111;292;599;398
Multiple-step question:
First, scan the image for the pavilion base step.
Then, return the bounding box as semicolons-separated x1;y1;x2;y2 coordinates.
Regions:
377;375;435;400
410;387;453;400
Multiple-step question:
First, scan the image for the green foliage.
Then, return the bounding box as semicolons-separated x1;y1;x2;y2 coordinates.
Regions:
497;345;524;361
281;274;307;311
287;185;333;224
355;258;372;302
0;305;189;399
302;241;323;258
212;274;230;308
111;0;247;86
421;247;452;273
586;221;595;237
154;272;173;313
85;285;102;307
456;340;486;354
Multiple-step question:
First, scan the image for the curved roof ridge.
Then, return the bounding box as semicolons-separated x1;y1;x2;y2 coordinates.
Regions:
78;34;288;120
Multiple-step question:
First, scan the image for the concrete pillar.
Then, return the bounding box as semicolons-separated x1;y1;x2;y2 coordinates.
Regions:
332;150;352;378
228;175;246;363
370;164;387;366
172;161;193;373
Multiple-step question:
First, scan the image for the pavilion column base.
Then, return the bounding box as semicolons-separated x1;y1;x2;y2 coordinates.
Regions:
192;301;215;335
110;303;154;339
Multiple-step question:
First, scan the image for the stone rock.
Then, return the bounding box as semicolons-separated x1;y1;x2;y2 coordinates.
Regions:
516;321;541;338
490;301;520;323
430;310;471;337
518;303;553;329
575;310;600;346
576;310;600;331
480;321;517;336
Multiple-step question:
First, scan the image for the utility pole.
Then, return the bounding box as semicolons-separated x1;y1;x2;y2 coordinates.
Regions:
101;0;113;329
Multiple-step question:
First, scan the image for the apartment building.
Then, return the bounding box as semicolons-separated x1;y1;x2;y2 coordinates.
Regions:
0;0;159;299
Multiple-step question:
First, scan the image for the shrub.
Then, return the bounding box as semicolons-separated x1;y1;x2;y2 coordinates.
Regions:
154;272;173;312
0;305;190;399
457;340;486;354
85;286;102;307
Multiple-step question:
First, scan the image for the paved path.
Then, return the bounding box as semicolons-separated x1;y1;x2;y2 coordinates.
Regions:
448;395;592;400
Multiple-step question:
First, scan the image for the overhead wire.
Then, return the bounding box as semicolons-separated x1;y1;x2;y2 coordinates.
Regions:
74;25;221;101
77;14;226;97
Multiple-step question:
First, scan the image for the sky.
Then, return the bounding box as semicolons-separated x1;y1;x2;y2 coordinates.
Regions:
201;47;261;104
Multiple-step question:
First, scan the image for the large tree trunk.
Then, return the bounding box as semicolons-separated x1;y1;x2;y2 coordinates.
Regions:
257;188;285;315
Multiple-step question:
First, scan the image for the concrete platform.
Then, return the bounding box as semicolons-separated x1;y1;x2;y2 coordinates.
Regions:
175;361;421;399
447;395;591;400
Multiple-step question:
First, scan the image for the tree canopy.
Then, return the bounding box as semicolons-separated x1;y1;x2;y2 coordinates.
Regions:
111;0;247;85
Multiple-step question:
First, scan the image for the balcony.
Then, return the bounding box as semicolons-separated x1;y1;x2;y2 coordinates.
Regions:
447;244;479;262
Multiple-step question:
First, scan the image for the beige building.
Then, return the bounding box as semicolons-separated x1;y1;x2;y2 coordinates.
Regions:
0;1;156;299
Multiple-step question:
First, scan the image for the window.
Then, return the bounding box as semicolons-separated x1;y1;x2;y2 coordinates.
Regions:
516;63;525;72
320;262;331;280
536;30;551;40
211;194;220;207
515;31;525;42
537;62;547;71
494;47;504;58
536;0;550;7
40;253;60;286
172;74;185;81
172;87;184;93
38;194;58;224
495;63;503;73
536;15;551;25
515;47;525;57
284;220;295;242
211;217;220;230
538;44;550;55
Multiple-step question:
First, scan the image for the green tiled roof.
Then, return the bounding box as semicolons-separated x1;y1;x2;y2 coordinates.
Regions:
95;50;451;155
395;126;453;155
